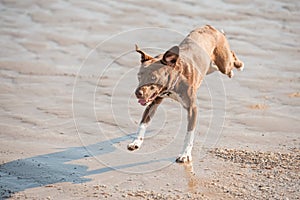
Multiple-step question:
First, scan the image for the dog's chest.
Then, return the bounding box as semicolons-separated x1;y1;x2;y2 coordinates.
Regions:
160;91;188;108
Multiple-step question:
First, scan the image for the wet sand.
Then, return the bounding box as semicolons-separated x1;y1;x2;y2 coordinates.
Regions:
0;0;299;199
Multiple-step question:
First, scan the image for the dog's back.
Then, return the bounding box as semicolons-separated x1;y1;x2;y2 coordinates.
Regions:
182;25;220;56
180;25;244;78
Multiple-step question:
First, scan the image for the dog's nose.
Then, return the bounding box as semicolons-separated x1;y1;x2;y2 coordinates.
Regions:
135;88;143;98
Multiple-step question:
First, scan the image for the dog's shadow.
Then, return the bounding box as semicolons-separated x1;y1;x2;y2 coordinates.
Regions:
0;134;175;199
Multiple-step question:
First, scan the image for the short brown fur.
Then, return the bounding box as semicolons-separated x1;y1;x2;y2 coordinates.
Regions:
128;25;244;163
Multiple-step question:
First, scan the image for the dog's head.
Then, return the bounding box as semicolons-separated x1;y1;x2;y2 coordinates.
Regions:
134;45;179;106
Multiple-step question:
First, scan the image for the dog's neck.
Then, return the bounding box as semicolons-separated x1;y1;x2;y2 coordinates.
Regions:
169;74;180;91
159;69;181;97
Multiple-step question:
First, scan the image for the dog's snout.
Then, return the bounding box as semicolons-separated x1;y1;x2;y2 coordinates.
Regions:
135;88;143;98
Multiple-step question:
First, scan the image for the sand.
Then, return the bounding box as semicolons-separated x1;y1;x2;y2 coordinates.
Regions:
0;0;299;199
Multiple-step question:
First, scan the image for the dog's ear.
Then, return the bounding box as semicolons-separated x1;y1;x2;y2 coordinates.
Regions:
161;46;179;67
135;44;153;63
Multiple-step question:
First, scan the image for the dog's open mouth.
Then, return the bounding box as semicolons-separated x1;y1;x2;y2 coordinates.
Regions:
138;92;159;106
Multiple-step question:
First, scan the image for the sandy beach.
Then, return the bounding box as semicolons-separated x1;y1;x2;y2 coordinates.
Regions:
0;0;299;199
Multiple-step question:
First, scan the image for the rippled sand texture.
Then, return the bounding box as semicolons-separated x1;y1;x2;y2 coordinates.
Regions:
0;0;299;199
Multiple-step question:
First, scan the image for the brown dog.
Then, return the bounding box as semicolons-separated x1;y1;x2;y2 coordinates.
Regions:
128;25;244;163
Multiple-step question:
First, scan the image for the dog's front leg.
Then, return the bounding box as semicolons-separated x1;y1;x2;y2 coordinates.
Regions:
127;97;163;151
176;104;197;163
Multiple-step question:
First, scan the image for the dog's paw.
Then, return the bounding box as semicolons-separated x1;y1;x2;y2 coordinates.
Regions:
235;61;244;71
228;70;234;78
127;140;142;151
237;63;244;71
176;154;192;163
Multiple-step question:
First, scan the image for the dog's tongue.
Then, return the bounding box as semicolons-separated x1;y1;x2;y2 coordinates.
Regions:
138;99;147;106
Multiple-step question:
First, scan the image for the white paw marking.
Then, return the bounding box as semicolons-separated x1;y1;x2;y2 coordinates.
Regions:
229;70;234;78
127;138;143;151
238;64;244;72
127;123;146;151
176;152;193;163
176;130;194;163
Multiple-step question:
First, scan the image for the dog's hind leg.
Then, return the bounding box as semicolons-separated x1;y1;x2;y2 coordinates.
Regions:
206;61;219;75
212;45;234;78
231;50;244;71
127;97;163;151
